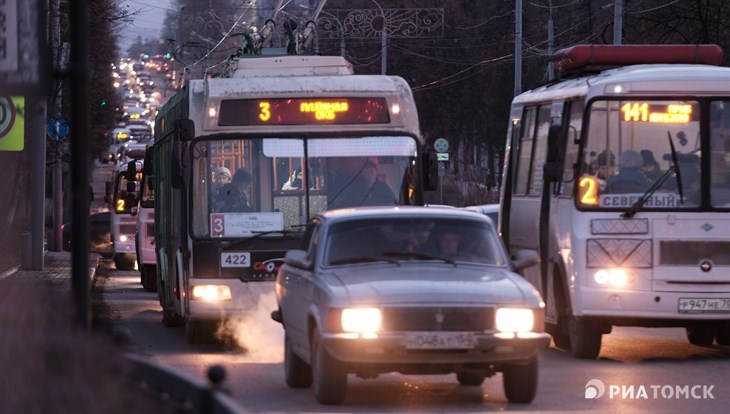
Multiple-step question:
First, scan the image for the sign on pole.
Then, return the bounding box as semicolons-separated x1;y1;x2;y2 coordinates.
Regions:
434;137;449;153
47;118;69;141
0;0;48;95
0;96;24;151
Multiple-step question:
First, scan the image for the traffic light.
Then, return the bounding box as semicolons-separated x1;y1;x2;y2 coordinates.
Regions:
165;52;171;59
101;99;107;107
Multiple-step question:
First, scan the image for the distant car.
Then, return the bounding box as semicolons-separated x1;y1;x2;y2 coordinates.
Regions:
464;203;500;225
272;206;549;405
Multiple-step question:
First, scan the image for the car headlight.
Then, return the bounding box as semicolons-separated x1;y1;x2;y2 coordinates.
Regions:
495;308;534;333
191;285;232;302
341;308;381;334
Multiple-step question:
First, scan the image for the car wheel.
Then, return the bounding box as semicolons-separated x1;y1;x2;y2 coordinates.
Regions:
141;265;157;292
285;333;312;388
311;329;347;405
456;372;485;386
716;321;730;346
502;356;538;403
686;324;716;346
546;322;570;350
566;303;603;359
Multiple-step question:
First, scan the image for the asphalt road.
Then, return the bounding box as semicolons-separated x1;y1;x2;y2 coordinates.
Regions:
97;264;730;414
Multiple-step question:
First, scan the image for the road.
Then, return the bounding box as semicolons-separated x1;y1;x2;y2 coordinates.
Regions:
97;264;730;414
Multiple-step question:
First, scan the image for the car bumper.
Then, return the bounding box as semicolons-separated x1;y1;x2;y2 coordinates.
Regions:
321;331;551;365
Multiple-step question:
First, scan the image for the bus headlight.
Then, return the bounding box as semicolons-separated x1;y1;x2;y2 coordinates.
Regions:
119;235;128;242
191;285;232;301
495;308;534;333
593;268;635;287
341;308;381;334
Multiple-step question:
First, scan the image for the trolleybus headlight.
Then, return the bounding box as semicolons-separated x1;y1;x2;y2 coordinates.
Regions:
495;308;534;333
191;285;232;302
594;268;635;287
341;308;381;335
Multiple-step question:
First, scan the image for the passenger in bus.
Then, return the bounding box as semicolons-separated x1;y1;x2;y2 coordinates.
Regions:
282;169;304;190
213;167;253;212
327;157;370;209
361;160;397;206
640;150;663;181
606;150;652;193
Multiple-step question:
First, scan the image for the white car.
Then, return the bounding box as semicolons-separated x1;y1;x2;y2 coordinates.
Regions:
272;206;549;405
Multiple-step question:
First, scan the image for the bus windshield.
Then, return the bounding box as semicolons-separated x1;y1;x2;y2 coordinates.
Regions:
190;135;419;238
579;99;730;210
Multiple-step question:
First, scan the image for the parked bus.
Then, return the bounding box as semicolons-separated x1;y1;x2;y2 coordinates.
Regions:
105;158;143;271
153;54;428;343
136;146;156;291
499;44;730;358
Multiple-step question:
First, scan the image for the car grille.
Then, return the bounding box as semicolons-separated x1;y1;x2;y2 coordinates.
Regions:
381;307;495;332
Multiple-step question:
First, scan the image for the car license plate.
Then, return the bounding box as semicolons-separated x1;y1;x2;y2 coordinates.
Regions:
405;332;476;350
678;298;730;313
220;252;251;268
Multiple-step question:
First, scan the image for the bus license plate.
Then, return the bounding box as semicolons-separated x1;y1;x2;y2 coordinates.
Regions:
405;332;476;350
220;252;251;268
678;298;730;313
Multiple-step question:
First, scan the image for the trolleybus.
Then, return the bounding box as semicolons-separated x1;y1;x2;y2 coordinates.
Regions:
153;54;427;343
500;44;730;358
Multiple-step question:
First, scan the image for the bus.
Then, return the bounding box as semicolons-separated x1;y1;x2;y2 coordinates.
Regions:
499;44;730;358
105;158;143;271
153;54;427;343
136;145;156;292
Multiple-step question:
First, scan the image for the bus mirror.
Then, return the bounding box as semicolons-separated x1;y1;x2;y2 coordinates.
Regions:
544;125;565;182
127;161;136;179
422;151;438;191
176;119;195;141
127;181;136;193
171;144;184;189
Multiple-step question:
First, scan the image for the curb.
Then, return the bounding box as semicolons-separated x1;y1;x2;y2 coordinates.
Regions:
0;265;20;281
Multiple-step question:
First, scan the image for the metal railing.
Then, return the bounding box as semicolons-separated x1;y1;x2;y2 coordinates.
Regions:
126;354;248;414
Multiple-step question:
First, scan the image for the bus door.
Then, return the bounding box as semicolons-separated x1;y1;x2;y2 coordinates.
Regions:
541;101;583;323
507;105;551;291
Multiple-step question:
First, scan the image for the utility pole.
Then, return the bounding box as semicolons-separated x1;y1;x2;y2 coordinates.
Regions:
50;0;63;252
613;0;623;45
514;0;522;97
70;0;91;329
547;1;554;81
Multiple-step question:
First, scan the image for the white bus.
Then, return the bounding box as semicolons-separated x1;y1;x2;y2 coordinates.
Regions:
153;55;428;343
105;158;143;271
500;44;730;358
136;146;156;292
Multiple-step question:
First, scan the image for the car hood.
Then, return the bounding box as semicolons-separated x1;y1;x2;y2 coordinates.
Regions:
325;264;537;307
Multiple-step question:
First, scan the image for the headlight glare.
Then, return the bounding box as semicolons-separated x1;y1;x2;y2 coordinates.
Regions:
495;308;534;333
191;285;232;301
341;308;381;334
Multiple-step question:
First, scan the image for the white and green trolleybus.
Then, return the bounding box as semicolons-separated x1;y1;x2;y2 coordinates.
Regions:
153;54;428;343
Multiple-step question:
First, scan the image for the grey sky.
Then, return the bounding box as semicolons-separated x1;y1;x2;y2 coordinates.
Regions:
117;0;175;53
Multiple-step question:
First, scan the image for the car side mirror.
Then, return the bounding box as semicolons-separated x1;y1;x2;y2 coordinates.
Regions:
104;181;111;203
511;249;539;272
283;249;312;270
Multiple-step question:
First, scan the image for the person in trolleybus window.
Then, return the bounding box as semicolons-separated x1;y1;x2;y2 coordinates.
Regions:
213;167;253;212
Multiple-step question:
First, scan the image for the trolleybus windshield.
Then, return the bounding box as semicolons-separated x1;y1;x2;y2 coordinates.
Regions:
190;135;419;238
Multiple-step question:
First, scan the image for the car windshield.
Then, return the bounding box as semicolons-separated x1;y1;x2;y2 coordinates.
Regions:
324;218;506;266
580;99;730;210
190;136;419;238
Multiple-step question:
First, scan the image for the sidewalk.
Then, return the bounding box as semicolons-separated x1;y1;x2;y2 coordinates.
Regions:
0;250;169;413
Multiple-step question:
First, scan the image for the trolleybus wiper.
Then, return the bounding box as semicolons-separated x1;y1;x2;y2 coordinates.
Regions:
623;135;684;218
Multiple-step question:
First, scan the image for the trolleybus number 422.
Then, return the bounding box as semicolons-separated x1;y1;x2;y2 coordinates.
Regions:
678;298;730;313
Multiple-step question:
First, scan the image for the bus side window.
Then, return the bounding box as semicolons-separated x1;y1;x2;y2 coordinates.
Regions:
514;107;537;195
